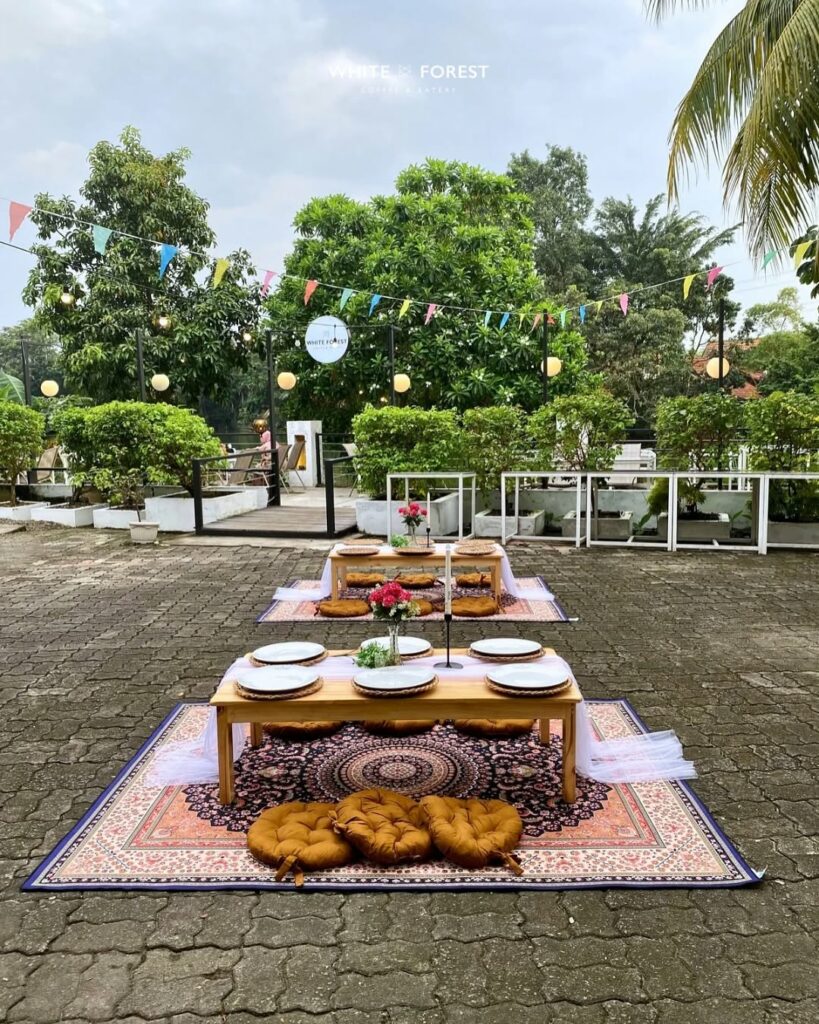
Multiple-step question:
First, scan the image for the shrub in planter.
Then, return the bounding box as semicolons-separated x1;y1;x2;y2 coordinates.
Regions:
351;405;463;499
462;406;529;511
529;389;631;472
745;391;819;523
0;402;45;505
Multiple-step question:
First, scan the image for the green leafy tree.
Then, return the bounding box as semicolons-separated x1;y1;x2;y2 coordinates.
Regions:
462;406;529;503
750;325;819;395
793;227;818;297
22;127;260;407
529;390;632;470
0;403;45;505
265;160;589;431
0;320;62;397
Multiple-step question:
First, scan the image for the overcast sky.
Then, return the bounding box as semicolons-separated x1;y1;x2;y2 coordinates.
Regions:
1;0;815;332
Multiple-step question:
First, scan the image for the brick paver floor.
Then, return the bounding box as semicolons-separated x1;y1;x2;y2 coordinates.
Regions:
1;527;817;1023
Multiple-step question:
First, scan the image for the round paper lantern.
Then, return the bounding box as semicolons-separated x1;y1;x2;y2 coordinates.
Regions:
277;371;297;390
541;357;563;378
156;314;172;331
40;380;60;398
150;373;170;393
59;290;75;307
705;356;730;379
241;329;253;343
393;373;411;393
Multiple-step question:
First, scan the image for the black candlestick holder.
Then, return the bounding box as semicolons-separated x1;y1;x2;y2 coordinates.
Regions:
425;526;432;548
434;612;463;669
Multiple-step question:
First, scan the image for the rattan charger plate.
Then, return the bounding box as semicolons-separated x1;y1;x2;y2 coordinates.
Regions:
454;540;499;556
393;545;436;556
246;651;328;669
469;648;545;664
235;678;324;701
352;677;438;699
484;677;572;699
335;544;381;557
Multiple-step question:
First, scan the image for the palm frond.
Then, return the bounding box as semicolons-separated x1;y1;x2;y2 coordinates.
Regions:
644;0;725;21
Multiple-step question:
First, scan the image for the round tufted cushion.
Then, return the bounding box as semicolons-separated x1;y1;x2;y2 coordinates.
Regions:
332;788;433;865
362;720;436;735
318;598;371;618
264;721;343;740
453;719;534;738
455;572;493;588
419;796;524;874
394;573;437;589
451;596;498;618
247;801;356;885
413;598;436;617
345;572;385;588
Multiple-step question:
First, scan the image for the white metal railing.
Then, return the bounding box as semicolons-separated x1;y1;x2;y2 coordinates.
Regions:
386;472;477;540
500;472;586;545
760;472;819;553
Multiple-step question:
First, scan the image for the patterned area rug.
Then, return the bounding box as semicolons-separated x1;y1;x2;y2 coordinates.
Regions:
25;701;759;891
257;576;570;623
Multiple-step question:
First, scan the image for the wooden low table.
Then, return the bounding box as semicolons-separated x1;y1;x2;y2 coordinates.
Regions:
329;545;504;602
211;647;581;806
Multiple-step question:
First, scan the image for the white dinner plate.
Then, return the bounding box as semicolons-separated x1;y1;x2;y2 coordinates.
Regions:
233;665;319;694
360;636;432;656
470;638;542;658
485;664;568;690
353;666;436;691
251;641;325;664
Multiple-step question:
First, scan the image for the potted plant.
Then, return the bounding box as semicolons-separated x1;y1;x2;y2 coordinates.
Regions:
0;402;48;521
746;391;819;546
462;406;535;536
648;394;745;542
529;389;633;539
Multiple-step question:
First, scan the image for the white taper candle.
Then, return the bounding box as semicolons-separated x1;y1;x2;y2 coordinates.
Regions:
444;543;452;614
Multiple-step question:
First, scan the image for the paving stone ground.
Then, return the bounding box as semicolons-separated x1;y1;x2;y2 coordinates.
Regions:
0;525;817;1024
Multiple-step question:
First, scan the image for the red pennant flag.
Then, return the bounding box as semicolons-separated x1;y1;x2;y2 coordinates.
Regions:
260;270;277;297
9;201;32;241
304;279;319;305
424;303;438;325
619;293;629;316
546;315;556;326
707;266;723;289
530;312;543;333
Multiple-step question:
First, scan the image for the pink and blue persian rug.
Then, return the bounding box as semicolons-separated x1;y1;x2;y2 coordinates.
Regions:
25;700;759;892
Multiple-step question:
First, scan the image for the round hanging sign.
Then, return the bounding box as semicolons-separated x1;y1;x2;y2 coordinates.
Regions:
305;315;349;364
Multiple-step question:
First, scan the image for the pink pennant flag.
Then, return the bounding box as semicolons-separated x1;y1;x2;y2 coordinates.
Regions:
707;266;723;289
304;279;319;305
530;312;543;333
424;303;438;325
619;293;629;316
9;201;32;241
260;270;277;297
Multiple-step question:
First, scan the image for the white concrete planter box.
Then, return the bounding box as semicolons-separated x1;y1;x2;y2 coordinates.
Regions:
31;503;107;528
94;506;141;530
561;510;633;540
0;501;49;522
130;521;159;544
356;492;461;537
767;521;819;547
475;508;546;537
144;487;263;533
657;511;731;542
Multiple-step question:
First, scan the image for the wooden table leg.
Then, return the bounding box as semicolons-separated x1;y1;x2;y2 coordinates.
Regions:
491;563;502;607
250;722;264;747
538;716;551;746
561;707;577;803
330;561;339;600
217;707;235;805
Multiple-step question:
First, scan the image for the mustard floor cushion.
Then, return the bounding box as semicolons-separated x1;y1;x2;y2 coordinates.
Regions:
453;719;535;738
394;573;438;589
318;598;371;618
420;795;523;875
362;720;436;735
247;801;356;885
450;596;498;617
455;572;493;588
345;572;386;588
332;788;433;865
263;721;343;740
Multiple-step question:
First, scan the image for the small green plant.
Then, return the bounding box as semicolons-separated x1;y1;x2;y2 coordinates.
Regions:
390;533;409;548
353;643;392;669
462;406;529;510
529;389;632;472
0;402;45;505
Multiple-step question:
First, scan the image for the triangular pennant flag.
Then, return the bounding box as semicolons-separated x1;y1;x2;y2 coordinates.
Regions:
368;294;382;316
483;311;492;327
8;202;32;241
683;273;696;300
304;279;319;304
159;243;178;279
579;304;586;324
518;313;525;328
531;312;543;332
260;270;277;297
92;225;112;255
547;315;556;326
594;300;603;316
499;312;510;330
619;293;629;316
559;309;567;329
212;257;230;288
339;287;354;310
706;266;723;289
761;250;776;271
793;240;812;267
398;298;411;319
424;303;438;325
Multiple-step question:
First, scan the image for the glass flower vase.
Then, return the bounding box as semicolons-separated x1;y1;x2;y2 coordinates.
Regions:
386;621;402;666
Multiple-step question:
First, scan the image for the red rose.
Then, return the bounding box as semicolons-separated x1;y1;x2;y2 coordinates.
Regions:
382;594;396;607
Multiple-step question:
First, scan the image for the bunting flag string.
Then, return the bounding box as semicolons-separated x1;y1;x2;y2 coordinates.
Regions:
1;194;813;334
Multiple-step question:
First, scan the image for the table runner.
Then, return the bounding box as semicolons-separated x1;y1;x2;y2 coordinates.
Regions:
271;544;552;603
147;653;695;788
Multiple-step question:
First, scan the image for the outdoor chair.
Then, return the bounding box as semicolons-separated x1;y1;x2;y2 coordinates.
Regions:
285;439;306;491
606;443;656;488
342;441;359;496
276;442;291;493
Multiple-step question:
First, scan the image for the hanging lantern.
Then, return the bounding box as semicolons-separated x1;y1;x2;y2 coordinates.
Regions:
541;357;563;377
241;328;253;343
156;313;172;331
277;371;297;390
59;289;75;307
40;380;60;398
705;356;730;379
150;373;170;393
393;373;411;393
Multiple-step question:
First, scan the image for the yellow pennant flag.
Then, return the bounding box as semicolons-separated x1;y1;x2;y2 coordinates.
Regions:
213;257;230;287
793;240;812;267
594;300;603;316
683;274;696;300
398;298;411;319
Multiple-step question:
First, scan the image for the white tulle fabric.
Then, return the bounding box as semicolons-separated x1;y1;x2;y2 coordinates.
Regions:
271;544;554;603
146;652;695;787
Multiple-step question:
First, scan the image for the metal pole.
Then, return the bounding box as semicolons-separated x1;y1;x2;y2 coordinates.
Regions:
389;325;396;405
265;329;281;507
20;340;32;406
136;329;146;401
717;298;725;391
541;314;549;404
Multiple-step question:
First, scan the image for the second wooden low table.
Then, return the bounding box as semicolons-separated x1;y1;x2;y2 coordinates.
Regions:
212;648;581;806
